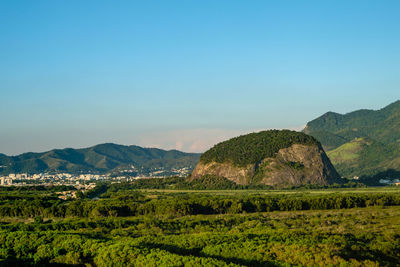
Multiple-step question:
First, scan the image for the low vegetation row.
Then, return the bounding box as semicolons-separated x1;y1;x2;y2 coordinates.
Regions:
0;185;399;219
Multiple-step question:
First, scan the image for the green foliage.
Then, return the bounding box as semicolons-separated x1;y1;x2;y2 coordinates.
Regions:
34;216;43;224
0;185;399;219
185;175;240;190
75;190;84;199
108;177;186;190
85;183;109;198
305;100;400;178
0;185;75;192
200;130;320;167
284;161;305;170
0;188;400;266
328;138;400;177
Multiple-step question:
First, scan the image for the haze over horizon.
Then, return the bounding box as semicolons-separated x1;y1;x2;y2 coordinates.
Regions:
1;1;400;155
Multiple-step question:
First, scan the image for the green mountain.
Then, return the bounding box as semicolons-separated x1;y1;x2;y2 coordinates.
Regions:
304;100;400;178
0;144;200;175
192;130;342;187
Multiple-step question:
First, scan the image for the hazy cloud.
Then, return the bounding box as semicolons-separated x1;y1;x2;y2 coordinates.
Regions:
136;126;305;153
0;126;305;155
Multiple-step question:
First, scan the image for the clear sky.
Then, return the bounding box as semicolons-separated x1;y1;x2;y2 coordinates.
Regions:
1;0;400;155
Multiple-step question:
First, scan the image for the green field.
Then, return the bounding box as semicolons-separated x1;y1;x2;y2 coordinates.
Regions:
0;185;400;266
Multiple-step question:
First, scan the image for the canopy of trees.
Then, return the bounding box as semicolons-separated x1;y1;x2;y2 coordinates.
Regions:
1;185;400;266
200;130;320;166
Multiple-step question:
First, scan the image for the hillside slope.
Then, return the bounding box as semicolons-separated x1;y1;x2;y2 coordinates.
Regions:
304;100;400;178
0;144;200;175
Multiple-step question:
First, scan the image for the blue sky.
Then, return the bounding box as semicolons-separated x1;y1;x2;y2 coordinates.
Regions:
1;0;400;155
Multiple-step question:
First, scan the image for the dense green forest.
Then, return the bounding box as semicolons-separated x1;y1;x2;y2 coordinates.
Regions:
304;100;400;178
200;130;320;167
0;183;400;266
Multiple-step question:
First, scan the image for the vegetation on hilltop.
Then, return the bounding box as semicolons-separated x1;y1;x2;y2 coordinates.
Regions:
200;130;320;167
304;100;400;178
306;100;400;146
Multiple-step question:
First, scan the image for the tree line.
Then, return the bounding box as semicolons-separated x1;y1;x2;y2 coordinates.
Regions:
0;191;399;218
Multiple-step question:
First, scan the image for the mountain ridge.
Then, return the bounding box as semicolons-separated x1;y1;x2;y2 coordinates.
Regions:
304;100;400;178
0;143;201;175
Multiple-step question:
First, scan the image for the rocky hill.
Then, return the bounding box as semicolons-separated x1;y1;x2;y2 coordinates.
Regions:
0;143;200;175
190;130;342;187
304;100;400;178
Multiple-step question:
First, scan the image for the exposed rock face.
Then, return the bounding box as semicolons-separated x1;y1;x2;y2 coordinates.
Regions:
191;162;255;185
191;144;342;187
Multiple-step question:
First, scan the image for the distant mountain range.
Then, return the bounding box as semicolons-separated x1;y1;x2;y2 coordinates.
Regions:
304;100;400;178
0;143;201;175
3;100;400;180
